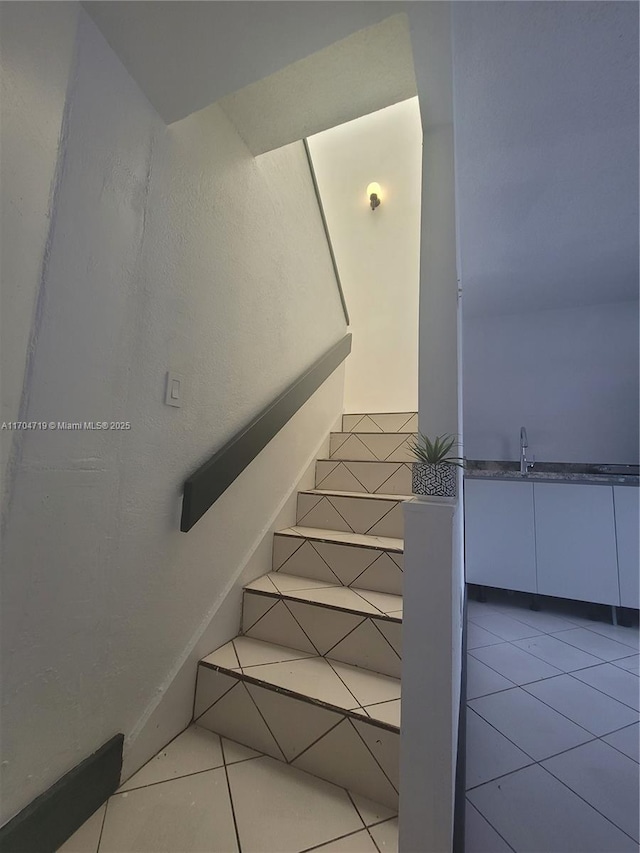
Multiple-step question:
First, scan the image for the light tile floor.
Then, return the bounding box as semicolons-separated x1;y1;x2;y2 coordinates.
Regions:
465;590;639;853
58;726;398;853
58;590;638;853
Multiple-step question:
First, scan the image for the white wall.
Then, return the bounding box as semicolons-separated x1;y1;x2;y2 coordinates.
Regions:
0;1;80;500
463;301;639;463
400;5;463;852
85;1;403;124
308;98;422;414
0;5;346;823
219;14;416;156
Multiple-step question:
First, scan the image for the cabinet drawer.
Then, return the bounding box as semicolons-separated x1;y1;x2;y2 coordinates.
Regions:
614;487;639;609
534;483;619;606
464;479;536;593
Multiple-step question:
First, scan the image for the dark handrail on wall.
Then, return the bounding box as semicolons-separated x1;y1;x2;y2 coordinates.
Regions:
181;333;352;532
303;139;350;326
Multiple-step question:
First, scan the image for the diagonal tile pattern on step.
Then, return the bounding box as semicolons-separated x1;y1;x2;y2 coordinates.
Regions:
329;433;416;463
59;725;399;853
341;413;417;433
190;412;411;821
315;460;412;495
296;491;405;538
272;532;403;595
194;657;400;807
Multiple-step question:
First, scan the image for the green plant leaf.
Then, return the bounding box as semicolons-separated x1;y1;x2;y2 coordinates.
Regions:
409;432;465;467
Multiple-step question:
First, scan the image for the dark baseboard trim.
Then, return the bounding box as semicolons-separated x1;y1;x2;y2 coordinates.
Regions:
452;587;468;853
181;333;352;532
0;734;123;853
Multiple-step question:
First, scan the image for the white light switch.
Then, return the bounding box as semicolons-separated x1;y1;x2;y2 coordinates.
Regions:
165;372;184;407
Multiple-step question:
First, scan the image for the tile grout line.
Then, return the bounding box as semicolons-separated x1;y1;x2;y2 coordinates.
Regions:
195;679;241;724
340;461;377;494
469;649;627;740
298;826;374;853
279;596;327;656
539;759;640;845
324;658;373;711
469;600;638;646
564;668;640;712
345;789;369;831
364;500;402;537
518;675;639;733
314;460;343;489
348;550;399;591
350;588;389;616
466;799;518;853
287;716;346;765
370;619;402;661
245;585;401;623
468;612;639;663
465;703;595;780
324;495;360;534
116;762;229;794
240;681;288;763
273;535;307;573
308;539;349;585
348;718;399;795
321;616;371;659
220;739;243;853
296;493;331;526
595;724;640;764
241;595;280;634
94;795;109;853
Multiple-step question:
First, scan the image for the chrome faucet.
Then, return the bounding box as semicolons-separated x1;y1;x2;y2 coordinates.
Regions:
520;427;535;476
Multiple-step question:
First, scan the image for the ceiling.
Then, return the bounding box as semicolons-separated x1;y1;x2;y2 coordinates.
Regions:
84;1;400;125
453;1;639;317
85;1;638;318
218;14;416;155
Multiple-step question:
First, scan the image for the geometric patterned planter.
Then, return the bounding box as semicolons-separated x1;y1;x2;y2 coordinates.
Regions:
411;462;457;498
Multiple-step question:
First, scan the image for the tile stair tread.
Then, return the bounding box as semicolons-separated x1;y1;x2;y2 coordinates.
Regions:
316;458;413;463
301;488;413;502
200;637;401;730
244;572;402;620
331;432;417;438
276;526;404;553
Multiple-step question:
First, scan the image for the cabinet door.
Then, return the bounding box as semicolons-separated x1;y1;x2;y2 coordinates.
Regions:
464;480;536;593
614;487;639;609
534;483;619;605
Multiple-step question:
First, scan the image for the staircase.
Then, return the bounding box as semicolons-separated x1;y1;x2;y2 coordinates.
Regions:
193;412;417;808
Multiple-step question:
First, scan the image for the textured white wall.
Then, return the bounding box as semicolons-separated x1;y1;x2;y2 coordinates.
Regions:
307;99;422;414
219;15;416;156
0;7;345;823
85;1;402;124
0;1;80;496
463;301;640;464
400;5;462;852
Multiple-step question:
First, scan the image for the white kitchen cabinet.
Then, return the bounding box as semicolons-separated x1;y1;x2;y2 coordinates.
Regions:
464;479;536;593
614;487;639;609
534;483;619;606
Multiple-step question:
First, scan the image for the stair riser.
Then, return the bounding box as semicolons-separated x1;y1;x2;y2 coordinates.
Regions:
329;433;416;462
272;534;403;595
296;493;404;538
194;665;399;809
241;591;401;678
342;414;417;434
315;460;412;495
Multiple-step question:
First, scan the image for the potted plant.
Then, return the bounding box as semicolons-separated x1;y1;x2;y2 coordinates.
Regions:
409;433;464;498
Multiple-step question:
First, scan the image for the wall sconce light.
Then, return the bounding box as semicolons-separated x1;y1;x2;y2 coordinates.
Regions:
367;182;382;211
